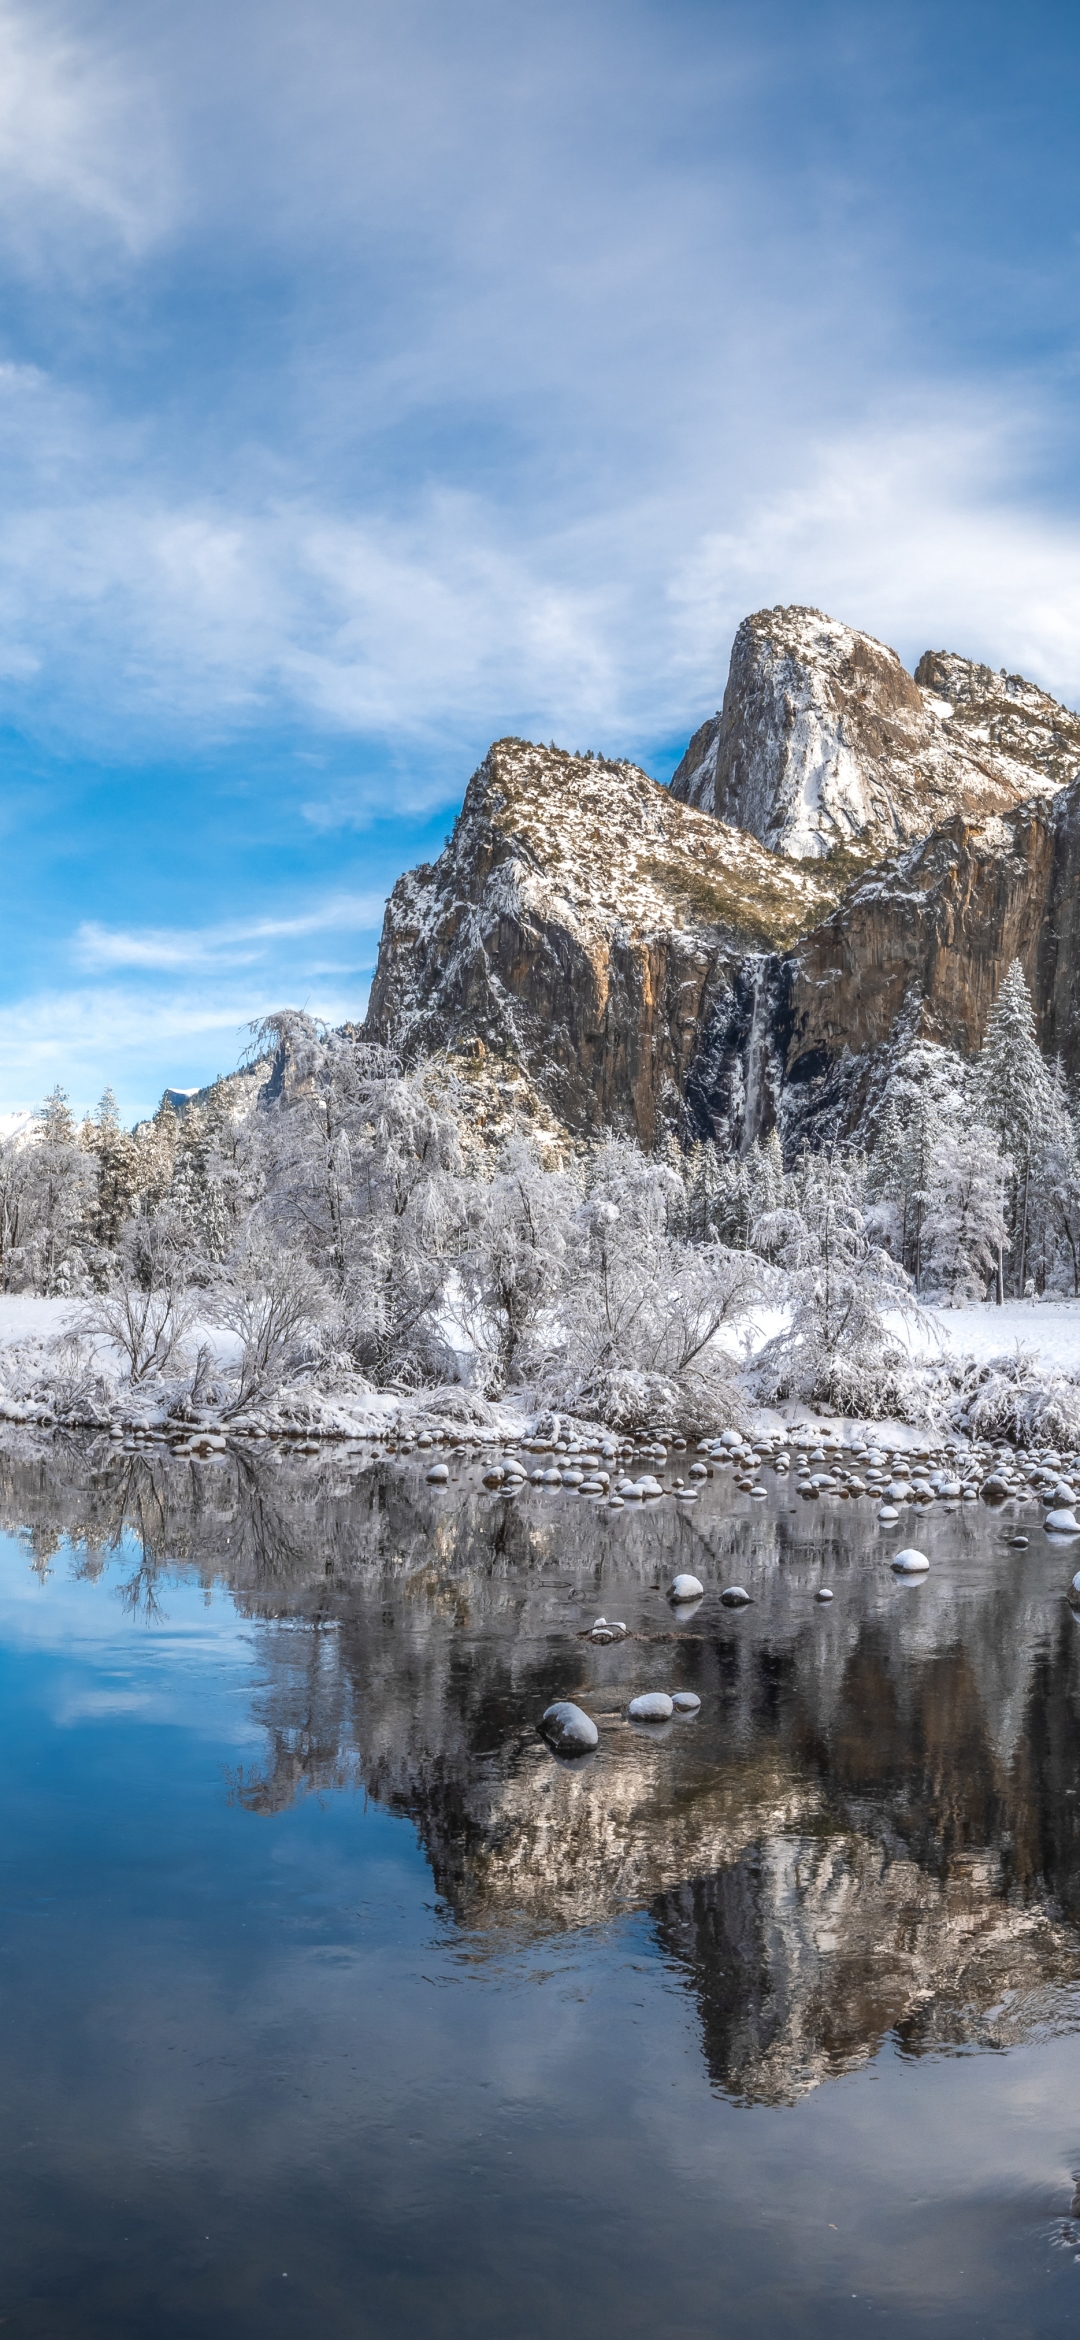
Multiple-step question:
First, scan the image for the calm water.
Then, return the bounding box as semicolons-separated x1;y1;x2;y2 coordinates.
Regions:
3;1441;1080;2336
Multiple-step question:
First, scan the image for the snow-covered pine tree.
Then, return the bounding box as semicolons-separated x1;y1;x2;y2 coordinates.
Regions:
970;960;1067;1299
923;1122;1008;1302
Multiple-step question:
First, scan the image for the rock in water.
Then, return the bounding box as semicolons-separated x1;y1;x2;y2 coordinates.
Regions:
1046;1508;1080;1534
815;1588;834;1602
541;1702;599;1754
720;1585;751;1606
891;1548;930;1574
670;1573;704;1602
425;1463;450;1484
671;1691;701;1713
878;1505;900;1524
628;1692;674;1722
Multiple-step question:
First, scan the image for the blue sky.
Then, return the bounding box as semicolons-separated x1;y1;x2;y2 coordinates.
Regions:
1;0;1079;1121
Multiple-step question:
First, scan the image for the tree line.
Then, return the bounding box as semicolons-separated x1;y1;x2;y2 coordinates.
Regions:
0;962;1075;1427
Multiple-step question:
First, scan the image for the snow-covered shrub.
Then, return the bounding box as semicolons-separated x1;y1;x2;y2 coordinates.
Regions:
539;1141;762;1432
753;1144;927;1417
953;1345;1080;1447
216;1239;327;1412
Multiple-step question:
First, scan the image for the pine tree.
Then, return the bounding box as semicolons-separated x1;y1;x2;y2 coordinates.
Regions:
970;961;1066;1298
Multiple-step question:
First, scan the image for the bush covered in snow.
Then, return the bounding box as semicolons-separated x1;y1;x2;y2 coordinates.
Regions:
950;1345;1080;1447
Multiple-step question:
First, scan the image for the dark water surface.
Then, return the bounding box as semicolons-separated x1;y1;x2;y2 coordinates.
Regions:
4;1442;1080;2335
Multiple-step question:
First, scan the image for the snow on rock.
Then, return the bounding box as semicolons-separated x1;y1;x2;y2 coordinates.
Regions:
671;605;1080;863
363;736;839;1146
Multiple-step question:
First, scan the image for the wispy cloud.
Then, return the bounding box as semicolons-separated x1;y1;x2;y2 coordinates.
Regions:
0;0;174;254
0;978;366;1106
72;894;387;974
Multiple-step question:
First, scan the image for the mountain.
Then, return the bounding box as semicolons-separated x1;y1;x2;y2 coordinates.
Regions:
363;615;1080;1151
670;605;1080;862
364;736;838;1145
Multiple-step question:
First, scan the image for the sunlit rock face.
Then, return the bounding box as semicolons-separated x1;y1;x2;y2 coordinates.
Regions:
5;1440;1080;2109
359;632;1080;1152
671;605;1080;863
362;737;838;1146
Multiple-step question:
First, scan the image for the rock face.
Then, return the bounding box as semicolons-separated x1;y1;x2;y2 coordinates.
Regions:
364;737;837;1146
362;616;1080;1151
774;775;1080;1147
670;606;1080;862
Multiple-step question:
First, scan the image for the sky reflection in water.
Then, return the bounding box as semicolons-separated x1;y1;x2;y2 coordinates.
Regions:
2;1445;1080;2335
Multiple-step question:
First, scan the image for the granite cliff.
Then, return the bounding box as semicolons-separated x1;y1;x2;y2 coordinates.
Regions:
362;612;1080;1152
363;736;838;1146
670;604;1080;862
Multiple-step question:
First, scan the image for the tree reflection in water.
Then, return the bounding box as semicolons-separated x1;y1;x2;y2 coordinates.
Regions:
3;1430;1080;2104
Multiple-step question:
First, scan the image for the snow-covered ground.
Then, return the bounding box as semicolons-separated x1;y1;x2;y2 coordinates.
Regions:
0;1295;79;1345
893;1299;1080;1373
721;1297;1080;1376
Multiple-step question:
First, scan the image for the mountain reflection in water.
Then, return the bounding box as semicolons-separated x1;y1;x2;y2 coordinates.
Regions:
5;1436;1080;2110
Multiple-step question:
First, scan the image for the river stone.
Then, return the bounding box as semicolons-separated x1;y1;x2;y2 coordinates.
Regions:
878;1505;900;1523
815;1588;834;1602
720;1585;751;1606
671;1691;701;1713
1046;1508;1080;1534
670;1573;704;1601
425;1463;450;1484
628;1692;674;1721
541;1701;599;1753
891;1547;930;1573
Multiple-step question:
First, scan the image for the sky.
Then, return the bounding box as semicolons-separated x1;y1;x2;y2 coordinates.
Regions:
1;0;1080;1121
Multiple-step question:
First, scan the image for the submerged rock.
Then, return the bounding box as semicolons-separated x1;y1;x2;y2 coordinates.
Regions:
541;1702;599;1754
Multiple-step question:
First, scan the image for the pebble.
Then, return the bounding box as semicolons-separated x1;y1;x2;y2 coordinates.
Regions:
720;1585;751;1607
671;1691;701;1713
628;1692;674;1722
891;1548;930;1574
670;1573;704;1601
541;1702;599;1753
1007;1535;1029;1549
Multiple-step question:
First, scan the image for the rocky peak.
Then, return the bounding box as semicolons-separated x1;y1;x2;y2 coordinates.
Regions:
363;736;838;1144
671;604;1080;861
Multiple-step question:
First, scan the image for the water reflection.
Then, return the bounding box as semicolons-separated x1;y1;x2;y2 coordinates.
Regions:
3;1436;1080;2108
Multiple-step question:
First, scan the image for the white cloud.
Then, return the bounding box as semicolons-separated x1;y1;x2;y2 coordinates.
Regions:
0;0;174;253
0;977;368;1116
73;894;387;973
